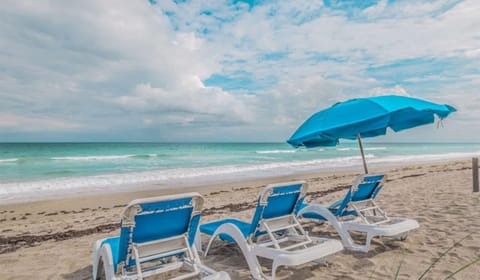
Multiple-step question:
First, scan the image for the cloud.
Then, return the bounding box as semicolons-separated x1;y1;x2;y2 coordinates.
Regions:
368;85;409;96
362;0;388;18
0;0;479;141
0;113;82;131
116;80;254;123
0;0;237;139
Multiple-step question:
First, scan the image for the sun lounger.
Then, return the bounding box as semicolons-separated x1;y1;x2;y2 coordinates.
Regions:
92;193;230;280
298;174;419;253
198;181;343;280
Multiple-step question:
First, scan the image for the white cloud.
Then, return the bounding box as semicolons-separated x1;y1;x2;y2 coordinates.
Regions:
116;80;254;123
362;0;388;18
0;0;234;139
368;85;409;96
0;113;82;131
0;0;479;141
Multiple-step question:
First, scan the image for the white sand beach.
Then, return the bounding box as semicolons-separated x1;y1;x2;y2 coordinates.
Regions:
0;159;479;279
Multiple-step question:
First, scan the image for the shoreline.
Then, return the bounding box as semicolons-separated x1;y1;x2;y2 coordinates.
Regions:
0;159;479;279
2;158;472;215
1;154;477;205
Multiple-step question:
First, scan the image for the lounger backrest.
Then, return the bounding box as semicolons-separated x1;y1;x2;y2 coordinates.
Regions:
368;174;385;199
249;181;307;236
333;187;353;216
351;174;385;201
332;174;384;216
117;193;203;271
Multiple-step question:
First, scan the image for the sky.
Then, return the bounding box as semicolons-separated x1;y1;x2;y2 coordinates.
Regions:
0;0;479;143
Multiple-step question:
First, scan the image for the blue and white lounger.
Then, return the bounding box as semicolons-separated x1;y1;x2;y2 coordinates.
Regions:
92;193;230;280
298;174;419;253
199;181;343;280
301;173;386;220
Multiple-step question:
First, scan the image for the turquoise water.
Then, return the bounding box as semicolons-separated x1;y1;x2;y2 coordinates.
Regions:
1;142;480;202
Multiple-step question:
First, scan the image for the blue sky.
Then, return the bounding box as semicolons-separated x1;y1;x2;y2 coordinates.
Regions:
0;0;479;142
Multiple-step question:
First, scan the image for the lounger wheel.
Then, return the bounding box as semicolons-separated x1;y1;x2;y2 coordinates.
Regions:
397;233;408;241
389;233;408;241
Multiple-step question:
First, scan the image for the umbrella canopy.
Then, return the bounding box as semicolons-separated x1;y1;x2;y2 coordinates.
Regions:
287;95;456;173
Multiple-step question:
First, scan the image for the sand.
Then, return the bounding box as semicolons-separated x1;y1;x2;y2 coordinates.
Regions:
0;160;479;279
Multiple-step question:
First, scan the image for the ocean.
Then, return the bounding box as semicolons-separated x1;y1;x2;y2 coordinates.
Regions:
1;142;479;203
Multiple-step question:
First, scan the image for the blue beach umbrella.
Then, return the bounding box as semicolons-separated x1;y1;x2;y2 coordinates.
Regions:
287;95;456;174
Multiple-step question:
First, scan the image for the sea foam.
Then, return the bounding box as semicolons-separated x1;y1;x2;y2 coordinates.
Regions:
51;155;135;161
0;158;18;163
0;155;369;202
255;150;297;154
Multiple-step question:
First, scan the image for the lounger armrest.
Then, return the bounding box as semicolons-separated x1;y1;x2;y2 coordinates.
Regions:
297;204;365;251
203;222;251;257
327;199;342;210
202;222;263;279
200;218;250;237
297;204;337;222
93;241;116;280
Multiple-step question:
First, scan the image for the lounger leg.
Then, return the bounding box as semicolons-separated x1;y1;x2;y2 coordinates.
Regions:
396;233;408;241
132;246;144;279
365;232;374;252
203;234;217;257
271;262;280;280
205;223;265;280
95;258;109;280
195;230;203;253
93;240;114;280
93;244;116;280
298;205;359;251
245;253;265;280
92;240;103;280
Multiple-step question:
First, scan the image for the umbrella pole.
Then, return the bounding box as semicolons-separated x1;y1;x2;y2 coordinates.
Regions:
357;133;368;174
